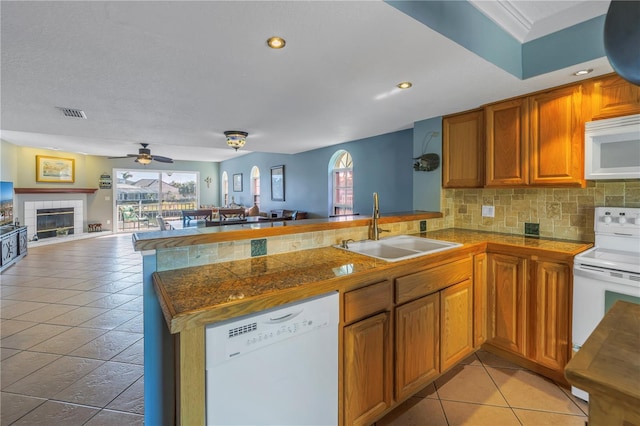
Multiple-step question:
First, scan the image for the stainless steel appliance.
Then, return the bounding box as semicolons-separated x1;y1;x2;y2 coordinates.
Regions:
572;207;640;401
205;291;339;425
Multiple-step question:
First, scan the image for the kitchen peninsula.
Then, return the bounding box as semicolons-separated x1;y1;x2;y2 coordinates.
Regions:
136;213;592;425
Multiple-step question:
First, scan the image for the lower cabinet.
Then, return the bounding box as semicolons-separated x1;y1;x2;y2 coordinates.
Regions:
440;279;474;371
473;253;488;347
343;281;393;426
395;293;439;401
486;252;571;380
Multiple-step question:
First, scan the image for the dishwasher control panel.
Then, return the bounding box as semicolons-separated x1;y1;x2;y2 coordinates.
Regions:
205;291;339;366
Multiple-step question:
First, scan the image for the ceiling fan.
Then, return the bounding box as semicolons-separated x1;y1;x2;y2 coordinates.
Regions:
109;143;173;164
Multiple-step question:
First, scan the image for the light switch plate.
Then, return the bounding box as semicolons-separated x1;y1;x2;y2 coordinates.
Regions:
481;205;495;217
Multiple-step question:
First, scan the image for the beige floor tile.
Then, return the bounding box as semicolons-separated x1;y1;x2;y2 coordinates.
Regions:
414;382;438;399
85;294;137;309
10;400;99;425
115;296;143;311
0;301;49;319
83;409;144;426
458;352;482;366
106;376;144;414
513;408;588;425
58;291;111;306
112;338;144;365
441;400;521;425
45;306;109;326
0;323;70;350
0;392;47;425
486;367;584;415
114;313;143;333
0;347;20;361
0;350;60;388
12;303;77;323
79;309;140;330
117;285;143;297
4;355;103;398
0;319;36;339
0;274;39;286
53;361;143;407
0;286;24;297
28;327;108;355
435;364;508;407
558;384;589;416
70;330;142;360
376;397;447;426
476;349;525;369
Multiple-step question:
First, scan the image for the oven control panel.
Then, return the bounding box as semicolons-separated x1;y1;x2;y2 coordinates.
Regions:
595;207;640;236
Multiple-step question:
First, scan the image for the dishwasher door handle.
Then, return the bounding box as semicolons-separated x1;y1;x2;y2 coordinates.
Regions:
267;309;302;323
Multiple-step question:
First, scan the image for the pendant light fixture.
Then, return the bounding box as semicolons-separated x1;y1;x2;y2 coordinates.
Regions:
225;131;248;151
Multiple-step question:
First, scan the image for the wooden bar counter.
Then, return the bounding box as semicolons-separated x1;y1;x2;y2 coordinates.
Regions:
565;301;640;426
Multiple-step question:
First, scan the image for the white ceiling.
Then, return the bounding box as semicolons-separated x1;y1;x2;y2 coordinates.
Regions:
0;1;612;163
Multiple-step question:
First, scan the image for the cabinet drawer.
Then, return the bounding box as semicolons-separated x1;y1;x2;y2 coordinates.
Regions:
344;280;392;324
396;258;472;305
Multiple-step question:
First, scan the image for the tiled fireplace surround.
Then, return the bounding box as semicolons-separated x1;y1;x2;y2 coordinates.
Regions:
23;199;84;241
156;180;639;271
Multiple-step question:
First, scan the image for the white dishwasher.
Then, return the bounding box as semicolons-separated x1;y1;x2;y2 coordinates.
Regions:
205;291;339;426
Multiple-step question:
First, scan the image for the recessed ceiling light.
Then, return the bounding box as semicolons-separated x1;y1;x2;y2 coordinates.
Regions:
397;81;412;89
573;69;593;76
267;36;286;49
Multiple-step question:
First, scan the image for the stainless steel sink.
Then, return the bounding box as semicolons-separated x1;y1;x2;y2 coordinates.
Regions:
334;235;462;262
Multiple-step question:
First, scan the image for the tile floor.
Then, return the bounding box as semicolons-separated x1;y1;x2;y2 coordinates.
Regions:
1;232;590;425
1;233;144;425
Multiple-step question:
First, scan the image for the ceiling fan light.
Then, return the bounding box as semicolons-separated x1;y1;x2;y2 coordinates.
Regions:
137;156;152;165
225;131;248;151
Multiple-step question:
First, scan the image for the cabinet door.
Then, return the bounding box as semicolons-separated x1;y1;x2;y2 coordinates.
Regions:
442;109;485;188
344;312;392;426
441;279;474;371
530;260;570;372
473;253;488;347
485;98;529;186
529;85;585;187
590;74;640;120
488;254;528;356
395;293;439;400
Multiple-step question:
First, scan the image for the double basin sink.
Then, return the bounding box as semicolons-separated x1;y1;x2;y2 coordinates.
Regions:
334;235;462;262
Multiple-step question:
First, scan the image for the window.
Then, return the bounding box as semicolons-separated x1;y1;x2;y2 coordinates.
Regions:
331;151;353;215
221;172;229;206
251;166;260;206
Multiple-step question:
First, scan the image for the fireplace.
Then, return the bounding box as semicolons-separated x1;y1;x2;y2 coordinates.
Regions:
36;207;75;239
24;200;83;240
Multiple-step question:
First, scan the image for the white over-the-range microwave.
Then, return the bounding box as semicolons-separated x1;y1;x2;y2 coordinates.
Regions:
585;113;640;180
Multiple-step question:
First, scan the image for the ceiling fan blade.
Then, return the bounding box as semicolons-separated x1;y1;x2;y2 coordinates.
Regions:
108;155;132;159
152;155;174;163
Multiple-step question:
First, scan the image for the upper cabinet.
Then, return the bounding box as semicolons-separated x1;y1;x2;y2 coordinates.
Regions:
443;73;638;189
589;74;640;120
485;98;529;187
442;109;484;188
529;85;584;187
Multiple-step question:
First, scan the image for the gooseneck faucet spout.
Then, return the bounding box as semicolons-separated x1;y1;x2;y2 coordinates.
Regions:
369;192;389;240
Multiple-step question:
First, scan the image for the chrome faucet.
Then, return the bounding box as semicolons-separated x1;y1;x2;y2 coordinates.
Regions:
369;192;389;240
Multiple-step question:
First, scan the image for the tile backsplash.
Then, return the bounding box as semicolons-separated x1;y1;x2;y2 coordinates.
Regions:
442;180;640;242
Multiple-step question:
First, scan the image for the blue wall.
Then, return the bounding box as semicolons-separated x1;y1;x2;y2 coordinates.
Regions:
413;117;442;211
220;129;415;217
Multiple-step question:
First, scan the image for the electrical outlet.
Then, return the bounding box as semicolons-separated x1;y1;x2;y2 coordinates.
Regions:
105;196;110;201
106;220;111;225
481;205;495;218
524;223;540;236
420;220;427;232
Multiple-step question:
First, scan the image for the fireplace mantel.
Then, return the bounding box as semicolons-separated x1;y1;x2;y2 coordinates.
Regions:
15;188;98;194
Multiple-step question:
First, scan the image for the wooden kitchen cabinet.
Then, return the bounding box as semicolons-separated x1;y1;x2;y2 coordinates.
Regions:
487;253;528;356
529;85;585;187
485;98;529;187
529;259;570;372
589;73;640;120
473;253;488;347
442;109;484;188
440;279;474;371
343;281;393;426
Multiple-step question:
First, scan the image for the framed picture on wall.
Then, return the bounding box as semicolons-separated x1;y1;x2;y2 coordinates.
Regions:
271;165;285;201
233;173;243;192
36;155;75;183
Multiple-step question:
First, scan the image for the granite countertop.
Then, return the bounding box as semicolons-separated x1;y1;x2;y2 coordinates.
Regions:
153;229;592;333
565;301;640;418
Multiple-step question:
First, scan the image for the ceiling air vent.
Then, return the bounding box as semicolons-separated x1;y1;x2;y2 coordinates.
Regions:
57;107;87;119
